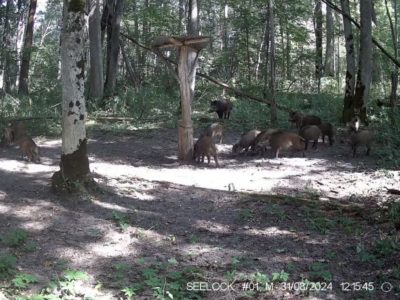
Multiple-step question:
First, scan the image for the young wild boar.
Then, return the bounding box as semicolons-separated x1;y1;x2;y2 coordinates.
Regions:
4;127;13;145
269;131;305;158
250;128;281;155
193;135;219;167
318;122;335;145
200;123;224;144
349;130;374;157
15;135;40;162
289;111;322;129
209;98;233;119
299;125;322;150
232;129;261;154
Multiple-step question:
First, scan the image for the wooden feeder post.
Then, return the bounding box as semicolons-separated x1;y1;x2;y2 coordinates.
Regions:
152;36;210;162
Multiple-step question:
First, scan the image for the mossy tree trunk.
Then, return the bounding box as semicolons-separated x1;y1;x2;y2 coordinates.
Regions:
52;0;91;192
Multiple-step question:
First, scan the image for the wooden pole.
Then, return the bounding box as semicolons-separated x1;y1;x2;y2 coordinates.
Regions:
177;45;194;161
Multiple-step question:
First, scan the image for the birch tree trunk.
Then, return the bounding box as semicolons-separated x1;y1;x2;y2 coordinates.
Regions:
52;0;91;192
341;0;356;122
88;0;104;101
18;0;37;95
353;0;373;123
324;4;334;76
314;0;323;93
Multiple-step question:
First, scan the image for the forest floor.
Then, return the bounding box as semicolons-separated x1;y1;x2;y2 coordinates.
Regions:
0;125;399;300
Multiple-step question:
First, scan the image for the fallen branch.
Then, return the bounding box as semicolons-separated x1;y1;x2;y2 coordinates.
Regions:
386;188;400;195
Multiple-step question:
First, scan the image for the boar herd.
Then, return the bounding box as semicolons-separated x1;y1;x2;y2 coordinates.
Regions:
1;121;40;163
194;109;374;167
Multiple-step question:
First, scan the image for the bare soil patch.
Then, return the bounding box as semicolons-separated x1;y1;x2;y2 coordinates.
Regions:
0;127;399;299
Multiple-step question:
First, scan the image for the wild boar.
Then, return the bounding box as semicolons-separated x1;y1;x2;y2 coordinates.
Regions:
200;123;224;144
289;111;322;129
318;122;335;146
15;135;40;162
299;125;322;150
349;130;374;157
269;131;305;158
232;129;261;154
193;136;219;167
251;128;281;154
209;98;233;119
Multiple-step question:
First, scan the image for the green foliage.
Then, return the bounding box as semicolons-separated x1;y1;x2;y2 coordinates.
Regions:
388;201;400;228
238;208;254;221
308;263;332;282
1;228;28;247
271;270;289;282
112;211;130;231
0;253;17;279
119;259;203;300
372;238;399;258
12;273;39;289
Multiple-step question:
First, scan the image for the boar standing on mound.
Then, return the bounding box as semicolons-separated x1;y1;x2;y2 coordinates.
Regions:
269;131;305;158
299;125;322;150
209;98;233;119
193;136;219;167
289;111;321;129
200;123;224;144
232;129;261;154
318;122;335;145
16;135;40;162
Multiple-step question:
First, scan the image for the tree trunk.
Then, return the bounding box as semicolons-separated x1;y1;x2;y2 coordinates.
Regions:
353;0;373;123
52;0;91;192
269;0;277;124
324;4;334;76
2;0;14;93
385;0;398;107
341;0;356;122
177;46;194;162
104;0;124;98
18;0;37;95
88;0;104;101
314;0;323;93
186;0;199;101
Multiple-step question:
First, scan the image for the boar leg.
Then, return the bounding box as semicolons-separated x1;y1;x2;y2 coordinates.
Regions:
206;155;211;164
366;146;371;156
217;111;223;119
352;146;357;157
304;140;309;150
214;155;219;167
312;139;318;149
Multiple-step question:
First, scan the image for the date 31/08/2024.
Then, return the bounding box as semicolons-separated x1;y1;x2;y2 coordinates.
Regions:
239;281;381;292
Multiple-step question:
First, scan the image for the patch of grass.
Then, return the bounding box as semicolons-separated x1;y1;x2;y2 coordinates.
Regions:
304;209;334;234
112;211;130;231
0;253;17;280
24;240;38;252
121;258;203;300
1;228;28;247
11;273;39;289
264;204;287;219
271;270;290;282
356;243;376;262
113;262;131;286
372;238;399;258
308;262;332;281
388;201;400;229
239;208;254;221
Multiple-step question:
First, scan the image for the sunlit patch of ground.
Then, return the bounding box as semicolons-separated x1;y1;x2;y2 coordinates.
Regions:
0;130;399;299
